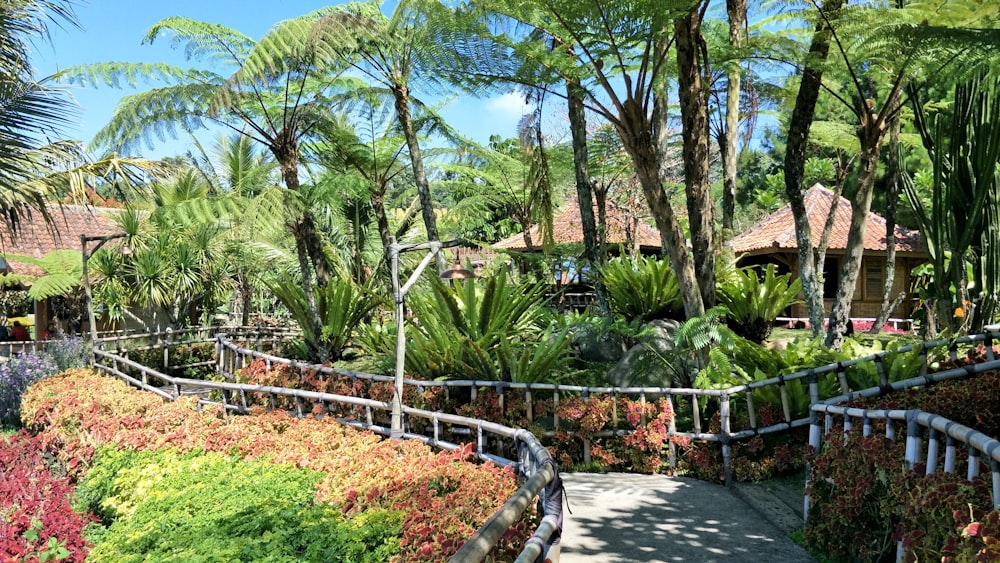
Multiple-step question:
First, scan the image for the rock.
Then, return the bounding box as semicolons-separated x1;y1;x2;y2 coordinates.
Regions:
607;319;680;387
572;327;627;363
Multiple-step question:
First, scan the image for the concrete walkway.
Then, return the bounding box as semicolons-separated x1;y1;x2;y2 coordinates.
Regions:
558;473;815;562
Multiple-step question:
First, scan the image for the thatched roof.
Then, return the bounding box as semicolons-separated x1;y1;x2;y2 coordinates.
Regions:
732;184;925;256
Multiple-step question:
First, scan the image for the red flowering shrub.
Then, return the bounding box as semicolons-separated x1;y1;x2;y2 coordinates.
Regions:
541;394;686;473
806;427;994;562
848;369;1000;439
943;506;1000;561
802;368;1000;561
678;404;809;483
21;370;533;562
235;359;455;422
0;431;94;562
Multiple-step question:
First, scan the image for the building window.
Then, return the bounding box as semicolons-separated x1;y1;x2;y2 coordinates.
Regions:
866;262;884;300
823;257;839;299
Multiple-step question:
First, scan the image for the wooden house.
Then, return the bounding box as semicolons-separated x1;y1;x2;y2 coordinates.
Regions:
0;205;120;336
493;199;662;258
732;184;928;321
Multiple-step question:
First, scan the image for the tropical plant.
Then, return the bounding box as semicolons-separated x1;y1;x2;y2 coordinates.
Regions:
717;264;803;343
58;10;365;361
381;269;569;382
266;274;383;362
451;0;713;319
0;250;82;301
905;73;1000;336
90;204;234;329
600;256;683;323
321;0;462;251
308;110;420;273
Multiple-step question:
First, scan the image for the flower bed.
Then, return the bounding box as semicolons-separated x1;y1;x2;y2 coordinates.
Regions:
0;431;93;562
21;369;534;561
805;369;1000;561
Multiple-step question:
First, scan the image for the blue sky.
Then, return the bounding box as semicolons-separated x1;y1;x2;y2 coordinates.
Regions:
33;0;533;160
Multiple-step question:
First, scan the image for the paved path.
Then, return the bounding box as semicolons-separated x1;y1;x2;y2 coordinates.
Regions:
558;473;815;562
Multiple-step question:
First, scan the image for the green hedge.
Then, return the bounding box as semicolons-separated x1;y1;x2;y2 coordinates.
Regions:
76;447;402;562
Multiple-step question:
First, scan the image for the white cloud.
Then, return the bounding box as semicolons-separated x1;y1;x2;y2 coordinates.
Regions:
484;91;534;121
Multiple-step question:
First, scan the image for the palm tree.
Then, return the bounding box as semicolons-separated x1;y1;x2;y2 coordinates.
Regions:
0;0;91;232
58;11;362;361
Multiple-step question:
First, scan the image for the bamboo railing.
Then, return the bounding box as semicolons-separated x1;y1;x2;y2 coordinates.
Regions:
215;329;1000;483
91;326;1000;562
91;330;561;563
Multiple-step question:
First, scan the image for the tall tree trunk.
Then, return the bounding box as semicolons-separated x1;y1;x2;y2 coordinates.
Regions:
594;180;608;259
675;3;716;309
239;272;251;326
720;0;747;254
277;142;328;363
567;79;610;313
619;98;705;319
392;83;442;267
567;80;599;266
816;158;855;276
871;107;903;333
371;185;393;270
826;114;885;348
783;0;844;336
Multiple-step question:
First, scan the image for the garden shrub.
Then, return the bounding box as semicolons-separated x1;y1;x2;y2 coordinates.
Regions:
943;506;1000;561
0;352;58;426
43;335;90;373
805;431;993;562
805;369;1000;561
599;256;683;323
397;270;572;383
234;358;454;422
716;264;802;343
847;369;1000;438
678;404;808;483
78;447;402;562
0;431;93;562
21;370;532;562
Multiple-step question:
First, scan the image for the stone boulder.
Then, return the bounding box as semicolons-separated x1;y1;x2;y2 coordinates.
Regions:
607;319;681;387
571;327;627;363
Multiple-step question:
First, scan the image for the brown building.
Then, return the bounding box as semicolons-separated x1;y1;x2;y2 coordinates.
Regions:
0;205;120;336
732;184;928;321
493;199;662;256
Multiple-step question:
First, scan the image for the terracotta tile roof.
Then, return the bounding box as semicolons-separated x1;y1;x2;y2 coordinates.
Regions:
493;199;661;252
0;205;120;278
732;184;926;255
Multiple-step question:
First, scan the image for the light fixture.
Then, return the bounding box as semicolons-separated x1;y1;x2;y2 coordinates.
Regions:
439;253;475;280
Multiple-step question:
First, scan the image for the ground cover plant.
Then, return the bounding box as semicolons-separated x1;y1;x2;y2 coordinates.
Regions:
21;369;535;561
804;366;1000;561
77;447;402;562
0;431;93;562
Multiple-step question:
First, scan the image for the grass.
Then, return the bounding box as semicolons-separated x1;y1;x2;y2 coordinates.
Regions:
769;326;922;348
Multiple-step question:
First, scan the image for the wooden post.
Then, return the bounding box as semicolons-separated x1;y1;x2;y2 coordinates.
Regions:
81;233;126;347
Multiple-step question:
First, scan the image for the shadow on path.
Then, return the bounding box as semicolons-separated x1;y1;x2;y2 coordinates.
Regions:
559;473;815;563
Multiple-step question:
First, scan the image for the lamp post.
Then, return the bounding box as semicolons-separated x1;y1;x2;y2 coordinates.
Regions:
389;238;470;440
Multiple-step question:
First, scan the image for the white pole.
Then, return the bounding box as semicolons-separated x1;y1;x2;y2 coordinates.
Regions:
390;241;405;439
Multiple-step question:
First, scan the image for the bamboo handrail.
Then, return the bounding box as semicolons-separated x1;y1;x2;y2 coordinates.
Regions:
91;338;561;563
